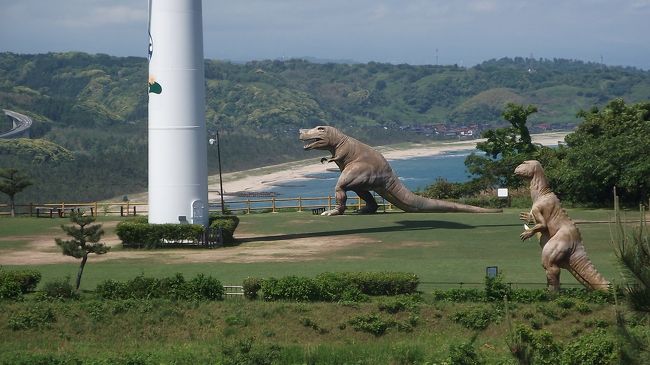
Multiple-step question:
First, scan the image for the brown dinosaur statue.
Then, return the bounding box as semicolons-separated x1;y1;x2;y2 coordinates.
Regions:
514;160;610;292
299;126;502;216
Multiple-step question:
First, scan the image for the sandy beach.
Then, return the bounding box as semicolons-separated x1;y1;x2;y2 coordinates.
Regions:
206;131;569;200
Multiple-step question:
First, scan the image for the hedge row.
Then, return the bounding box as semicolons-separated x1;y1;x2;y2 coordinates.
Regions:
116;215;239;248
248;272;419;302
0;268;42;299
96;273;224;300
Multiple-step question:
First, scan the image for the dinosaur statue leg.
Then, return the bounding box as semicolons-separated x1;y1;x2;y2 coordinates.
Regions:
544;264;561;292
322;184;348;216
354;190;378;214
541;237;571;292
322;168;369;216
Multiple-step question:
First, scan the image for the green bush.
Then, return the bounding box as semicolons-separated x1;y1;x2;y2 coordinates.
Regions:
95;273;224;300
262;276;320;302
116;220;205;248
209;214;240;245
484;273;511;301
560;329;617;365
8;305;57;330
0;268;41;295
432;288;485;302
448;341;484;365
260;272;418;302
348;314;392;336
451;306;499;330
0;279;22;300
39;277;79;300
242;277;262;300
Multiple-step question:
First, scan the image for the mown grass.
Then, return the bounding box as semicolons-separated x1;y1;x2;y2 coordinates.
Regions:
0;208;622;290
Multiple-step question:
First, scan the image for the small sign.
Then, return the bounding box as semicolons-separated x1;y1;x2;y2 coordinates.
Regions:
497;188;509;198
486;266;499;278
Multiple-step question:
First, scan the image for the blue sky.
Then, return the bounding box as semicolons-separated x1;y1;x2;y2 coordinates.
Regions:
1;0;649;68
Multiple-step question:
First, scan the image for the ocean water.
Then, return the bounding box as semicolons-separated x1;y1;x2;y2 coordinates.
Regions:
266;150;475;198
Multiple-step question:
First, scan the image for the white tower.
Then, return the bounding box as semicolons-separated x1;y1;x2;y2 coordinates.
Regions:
147;0;208;225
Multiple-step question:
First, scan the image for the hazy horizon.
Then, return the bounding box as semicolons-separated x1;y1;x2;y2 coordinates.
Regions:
1;1;649;70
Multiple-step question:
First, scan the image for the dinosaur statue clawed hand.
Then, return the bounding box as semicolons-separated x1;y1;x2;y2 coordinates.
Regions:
299;126;502;216
514;160;610;292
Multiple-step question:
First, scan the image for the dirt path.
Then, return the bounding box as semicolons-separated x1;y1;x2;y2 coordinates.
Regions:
0;227;376;265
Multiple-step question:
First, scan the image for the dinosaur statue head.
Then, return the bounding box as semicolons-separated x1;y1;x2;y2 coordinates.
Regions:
299;126;344;151
514;160;544;180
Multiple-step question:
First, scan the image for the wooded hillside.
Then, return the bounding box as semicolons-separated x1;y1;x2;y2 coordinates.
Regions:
1;52;649;202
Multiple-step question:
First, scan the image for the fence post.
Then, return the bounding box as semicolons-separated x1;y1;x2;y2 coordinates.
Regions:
133;206;137;216
246;199;251;214
357;196;361;210
272;197;276;213
328;195;332;210
120;206;124;217
94;202;98;217
298;196;302;212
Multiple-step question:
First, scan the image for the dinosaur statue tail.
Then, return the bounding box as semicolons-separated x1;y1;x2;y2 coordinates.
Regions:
376;177;502;213
566;244;610;291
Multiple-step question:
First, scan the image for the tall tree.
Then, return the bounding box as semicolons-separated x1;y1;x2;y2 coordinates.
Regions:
551;99;650;206
0;168;32;217
55;212;109;290
464;103;547;190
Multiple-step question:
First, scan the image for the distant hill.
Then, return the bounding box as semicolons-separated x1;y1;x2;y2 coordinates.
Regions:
1;52;649;203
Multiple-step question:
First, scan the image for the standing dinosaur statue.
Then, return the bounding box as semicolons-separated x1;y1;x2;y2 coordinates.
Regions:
299;126;501;216
514;160;610;291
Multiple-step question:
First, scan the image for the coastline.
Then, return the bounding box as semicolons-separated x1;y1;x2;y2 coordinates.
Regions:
206;131;569;200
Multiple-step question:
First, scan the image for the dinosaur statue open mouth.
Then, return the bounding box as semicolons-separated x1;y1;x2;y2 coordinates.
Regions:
301;138;322;150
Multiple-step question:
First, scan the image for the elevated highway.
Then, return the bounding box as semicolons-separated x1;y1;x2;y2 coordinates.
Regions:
1;109;33;139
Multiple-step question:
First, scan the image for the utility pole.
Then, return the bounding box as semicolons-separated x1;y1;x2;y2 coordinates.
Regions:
209;131;226;215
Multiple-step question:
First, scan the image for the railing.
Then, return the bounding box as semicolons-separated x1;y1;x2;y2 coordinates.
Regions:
0;195;393;217
0;202;148;217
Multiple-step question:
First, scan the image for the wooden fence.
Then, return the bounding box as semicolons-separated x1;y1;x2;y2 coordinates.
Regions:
0;195;394;217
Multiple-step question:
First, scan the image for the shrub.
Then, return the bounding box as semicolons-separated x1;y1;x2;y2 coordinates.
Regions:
95;273;223;300
39;277;79;300
448;341;484;365
560;329;617;365
116;220;205;248
378;295;420;314
221;337;281;365
510;288;550;303
261;276;320;302
507;324;562;365
432;288;485;302
0;278;22;300
452;306;498;330
348;314;392;336
8;305;56;330
484;272;511;301
243;277;262;300
0;268;41;296
209;214;240;245
188;273;224;300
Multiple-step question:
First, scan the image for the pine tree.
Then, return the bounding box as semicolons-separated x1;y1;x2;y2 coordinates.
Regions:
0;168;32;217
55;212;109;290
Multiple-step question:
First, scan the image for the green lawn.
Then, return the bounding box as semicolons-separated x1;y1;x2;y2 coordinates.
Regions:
0;208;624;291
